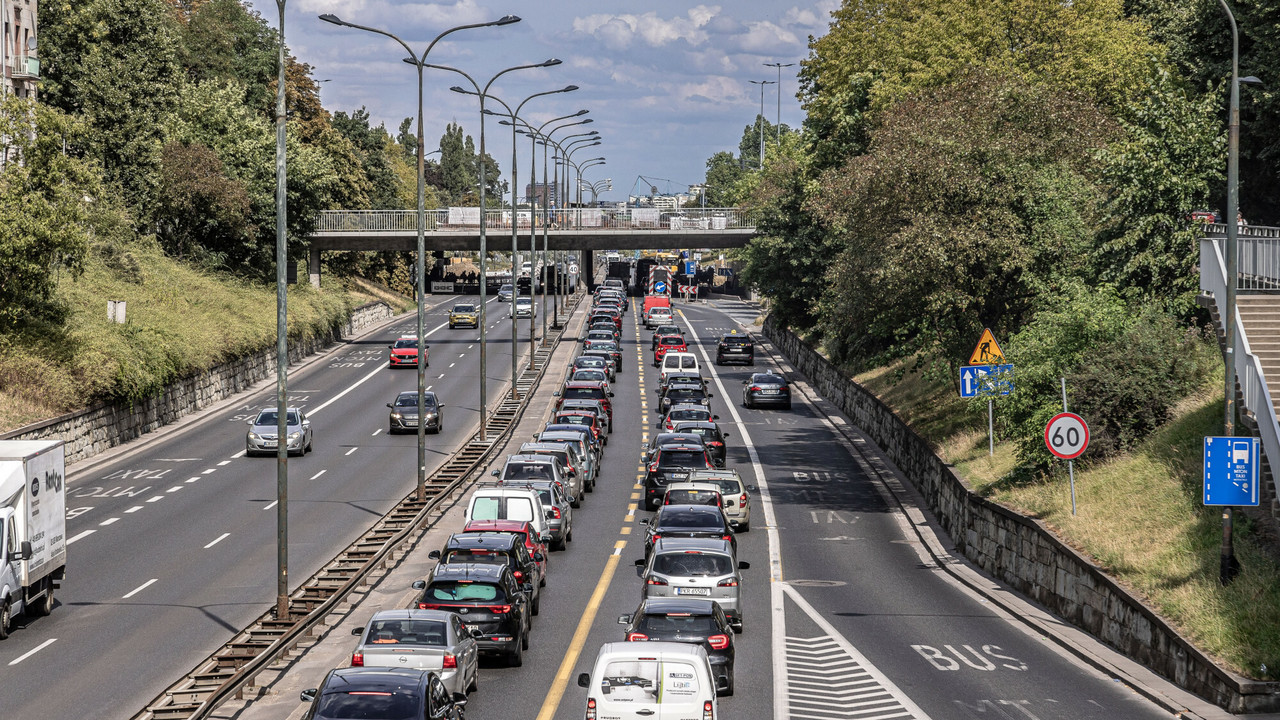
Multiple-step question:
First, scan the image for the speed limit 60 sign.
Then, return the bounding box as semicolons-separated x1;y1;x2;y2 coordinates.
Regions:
1045;412;1089;459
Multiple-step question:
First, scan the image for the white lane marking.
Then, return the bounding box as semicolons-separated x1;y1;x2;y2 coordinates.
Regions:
468;345;475;349
438;374;445;379
204;533;231;549
426;386;433;391
66;530;96;545
185;477;199;484
201;468;216;475
345;447;358;456
310;470;327;480
125;506;143;514
449;363;456;368
8;638;56;666
166;486;182;493
99;517;120;526
217;460;231;466
122;579;158;599
458;353;465;358
263;500;278;510
146;496;164;503
231;450;246;458
371;429;382;436
307;320;449;418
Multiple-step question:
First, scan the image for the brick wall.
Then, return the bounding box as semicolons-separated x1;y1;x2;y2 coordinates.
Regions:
763;315;1280;713
2;302;394;465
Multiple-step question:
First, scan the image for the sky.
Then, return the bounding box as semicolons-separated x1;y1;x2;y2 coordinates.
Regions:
246;0;839;204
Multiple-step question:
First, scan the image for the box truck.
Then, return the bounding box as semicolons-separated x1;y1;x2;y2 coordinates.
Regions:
0;440;67;639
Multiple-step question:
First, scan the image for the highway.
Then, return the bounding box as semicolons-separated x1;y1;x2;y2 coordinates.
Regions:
0;293;545;720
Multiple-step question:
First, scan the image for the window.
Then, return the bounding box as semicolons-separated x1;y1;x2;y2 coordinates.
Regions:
470;497;501;520
427;582;503;602
680;357;697;369
661;661;702;699
637;614;718;635
653;552;732;576
600;660;659;703
314;691;418;719
505;497;535;522
366;619;448;646
393;338;418;349
444;549;507;565
658;451;706;469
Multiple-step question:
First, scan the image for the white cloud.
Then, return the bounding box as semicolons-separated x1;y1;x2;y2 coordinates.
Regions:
735;21;800;53
572;6;722;48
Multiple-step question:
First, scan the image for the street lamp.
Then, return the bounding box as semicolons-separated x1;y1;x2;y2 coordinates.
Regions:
531;110;589;332
321;11;519;493
562;143;603;229
271;0;289;621
429;58;563;406
763;62;794;143
1216;0;1264;586
748;80;775;169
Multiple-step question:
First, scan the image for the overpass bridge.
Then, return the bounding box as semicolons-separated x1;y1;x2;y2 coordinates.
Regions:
304;207;756;287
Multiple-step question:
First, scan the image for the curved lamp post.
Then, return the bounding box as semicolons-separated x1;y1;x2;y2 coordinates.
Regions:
747;79;775;169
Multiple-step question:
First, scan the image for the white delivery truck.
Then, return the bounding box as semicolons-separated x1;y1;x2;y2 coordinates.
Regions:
0;440;67;639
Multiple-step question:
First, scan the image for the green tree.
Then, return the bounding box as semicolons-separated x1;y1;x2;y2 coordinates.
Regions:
703;151;745;206
154;141;253;262
172;0;277;114
438;122;502;204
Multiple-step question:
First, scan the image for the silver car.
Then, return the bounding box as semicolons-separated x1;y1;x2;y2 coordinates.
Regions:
349;609;479;697
636;538;748;631
245;407;311;456
686;469;757;532
497;283;514;302
513;296;534;318
387;390;444;434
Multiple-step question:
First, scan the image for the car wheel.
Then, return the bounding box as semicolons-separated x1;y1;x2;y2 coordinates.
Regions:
743;396;753;409
532;593;541;616
732;619;743;634
468;665;479;693
567;526;574;542
508;640;524;667
34;584;54;616
0;601;10;640
785;401;793;410
723;670;736;697
553;536;567;551
521;627;530;651
571;497;581;509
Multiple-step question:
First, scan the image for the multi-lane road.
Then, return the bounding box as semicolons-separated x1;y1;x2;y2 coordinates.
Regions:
2;291;1197;720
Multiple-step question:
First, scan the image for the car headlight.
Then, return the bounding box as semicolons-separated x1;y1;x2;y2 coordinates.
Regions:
289;431;301;440
390;412;402;419
248;432;259;440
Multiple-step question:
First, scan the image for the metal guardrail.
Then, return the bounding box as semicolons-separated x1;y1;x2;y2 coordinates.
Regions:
314;207;753;233
133;293;585;720
1202;223;1280;291
1201;237;1280;509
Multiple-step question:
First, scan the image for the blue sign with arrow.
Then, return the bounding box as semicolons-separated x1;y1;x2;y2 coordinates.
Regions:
1203;436;1260;506
652;281;668;294
960;364;1014;398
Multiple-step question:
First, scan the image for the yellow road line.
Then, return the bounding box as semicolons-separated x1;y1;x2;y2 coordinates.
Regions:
630;492;641;500
535;547;625;720
620;526;633;534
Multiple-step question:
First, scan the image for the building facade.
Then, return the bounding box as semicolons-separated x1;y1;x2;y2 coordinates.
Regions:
2;0;38;100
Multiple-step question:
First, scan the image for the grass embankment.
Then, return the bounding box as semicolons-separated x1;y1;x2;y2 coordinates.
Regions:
855;362;1280;680
0;243;411;431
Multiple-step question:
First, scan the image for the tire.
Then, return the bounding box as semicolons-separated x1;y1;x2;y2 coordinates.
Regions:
738;521;750;533
553;537;567;551
566;526;574;543
743;396;753;409
785;401;793;410
508;640;524;667
468;665;479;693
521;627;530;651
0;600;10;639
532;593;541;616
34;583;54;617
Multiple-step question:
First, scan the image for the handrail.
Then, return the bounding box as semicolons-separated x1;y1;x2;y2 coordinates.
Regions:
1200;236;1280;508
313;207;753;233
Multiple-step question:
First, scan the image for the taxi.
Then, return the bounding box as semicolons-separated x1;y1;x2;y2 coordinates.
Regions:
715;329;754;365
388;335;427;368
449;303;479;329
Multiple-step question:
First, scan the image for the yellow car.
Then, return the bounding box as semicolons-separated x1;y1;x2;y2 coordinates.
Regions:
449;303;479;329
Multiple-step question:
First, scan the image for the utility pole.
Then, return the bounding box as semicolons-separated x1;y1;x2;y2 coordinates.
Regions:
763;62;794;143
748;80;775;169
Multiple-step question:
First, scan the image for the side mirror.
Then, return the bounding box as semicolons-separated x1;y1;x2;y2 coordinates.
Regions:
302;420;311;427
533;552;545;562
618;614;632;624
746;485;758;492
411;580;426;590
470;627;484;638
712;415;720;420
738;561;751;570
577;673;591;688
541;533;554;543
428;550;441;560
386;403;393;408
609;391;615;397
723;433;730;438
17;541;31;561
453;693;468;706
634;558;646;566
742;379;748;385
301;688;318;703
351;626;364;635
716;675;731;693
246;419;255;425
388;345;394;349
553;391;561;397
491;470;500;477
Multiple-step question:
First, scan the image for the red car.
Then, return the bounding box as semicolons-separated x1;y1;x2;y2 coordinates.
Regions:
461;519;549;585
654;335;687;365
388;335;428;368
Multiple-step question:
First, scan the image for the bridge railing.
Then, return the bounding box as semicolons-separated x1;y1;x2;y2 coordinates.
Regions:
1202;222;1280;290
314;207;753;233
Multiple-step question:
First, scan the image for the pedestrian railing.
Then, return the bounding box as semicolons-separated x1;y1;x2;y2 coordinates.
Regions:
1202;223;1280;291
314;207;753;233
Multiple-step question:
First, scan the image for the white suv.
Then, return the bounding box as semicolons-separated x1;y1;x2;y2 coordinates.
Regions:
464;485;552;544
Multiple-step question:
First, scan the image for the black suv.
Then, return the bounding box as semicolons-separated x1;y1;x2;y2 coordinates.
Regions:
656;383;712;415
671;420;729;468
618;598;736;696
643;443;714;509
428;532;544;614
716;332;754;365
411;563;530;666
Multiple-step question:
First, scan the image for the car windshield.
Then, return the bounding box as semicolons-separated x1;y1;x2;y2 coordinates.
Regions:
752;375;785;384
572;371;607;383
669;409;710;422
453;305;475;313
658;450;706;469
315;692;418;719
652;552;733;576
365;619;448;646
556;414;596;427
503;463;555;481
722;336;751;346
667;489;720;505
636;614;718;635
443;549;509;565
393;338;418;349
517;298;531;305
426;581;503;602
395;395;436;408
658;511;724;531
254;411;299;425
500;284;513;291
563;388;604;400
666;389;703;402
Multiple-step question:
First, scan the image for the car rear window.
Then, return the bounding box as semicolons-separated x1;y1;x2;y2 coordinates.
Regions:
556;414;596;427
680;356;697;369
316;692;418;719
658;450;706;468
365;619;448;646
666;390;703;403
667;489;719;505
425;581;504;602
503;463;555;481
661;661;702;698
563;388;605;400
443;549;509;565
505;497;535;521
669;409;709;422
652;552;733;576
599;660;659;703
658;510;723;530
470;497;500;520
636;614;718;635
722;336;751;346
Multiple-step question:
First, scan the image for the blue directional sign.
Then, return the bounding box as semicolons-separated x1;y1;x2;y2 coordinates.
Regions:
653;281;668;294
959;364;1014;399
685;261;696;275
1204;436;1260;506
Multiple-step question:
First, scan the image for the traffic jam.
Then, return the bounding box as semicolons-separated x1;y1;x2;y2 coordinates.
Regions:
297;271;784;720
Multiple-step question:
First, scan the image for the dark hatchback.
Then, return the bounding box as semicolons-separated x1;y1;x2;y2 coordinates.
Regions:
641;504;736;557
716;332;754;365
300;667;465;720
643;444;714;509
618;598;737;696
429;532;544;614
657;384;711;413
590;340;624;371
556;383;615;428
671;421;729;468
742;372;792;409
411;563;530;666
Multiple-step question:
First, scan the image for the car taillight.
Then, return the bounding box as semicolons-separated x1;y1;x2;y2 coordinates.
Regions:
740;493;748;506
646;576;668;585
419;602;442;610
708;634;730;650
490;605;512;614
722;534;732;541
750;386;762;391
442;653;457;669
626;632;649;641
513;570;524;581
717;577;738;587
703;700;714;719
707;442;723;447
351;652;363;666
586;698;597;720
551;506;562;519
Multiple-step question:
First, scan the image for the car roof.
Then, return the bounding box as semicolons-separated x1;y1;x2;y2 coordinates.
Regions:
519;443;571;454
445;532;519;549
505;453;558;464
666;403;711;413
656;443;707;452
651;536;734;555
653;433;703;445
672;421;717;430
638;597;720;615
665;482;723;494
431;563;506;581
596;641;708;661
325;666;430;691
688;469;744;482
464;519;532;533
564;381;607;389
750;373;787;381
366;608;457;624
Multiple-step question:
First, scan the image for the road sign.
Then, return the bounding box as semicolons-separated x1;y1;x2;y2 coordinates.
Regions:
1044;412;1089;460
1203;436;1260;506
959;364;1014;398
968;328;1006;365
653;281;668;294
685;261;696;275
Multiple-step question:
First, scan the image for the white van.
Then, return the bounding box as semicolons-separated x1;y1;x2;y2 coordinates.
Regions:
660;352;700;384
577;641;724;719
464;485;552;543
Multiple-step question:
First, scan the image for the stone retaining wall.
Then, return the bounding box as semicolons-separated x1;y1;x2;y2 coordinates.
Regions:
2;302;394;465
763;315;1280;713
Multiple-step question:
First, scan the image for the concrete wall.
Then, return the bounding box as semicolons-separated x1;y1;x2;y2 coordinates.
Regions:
762;315;1280;713
2;302;395;465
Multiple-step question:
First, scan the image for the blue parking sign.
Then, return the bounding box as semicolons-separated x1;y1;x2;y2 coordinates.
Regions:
1203;436;1260;506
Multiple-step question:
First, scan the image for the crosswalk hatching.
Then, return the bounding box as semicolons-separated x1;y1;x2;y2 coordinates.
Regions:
786;635;920;720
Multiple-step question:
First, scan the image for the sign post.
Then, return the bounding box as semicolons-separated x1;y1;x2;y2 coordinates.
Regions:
1045;380;1089;515
1204;434;1258;585
961;329;1011;456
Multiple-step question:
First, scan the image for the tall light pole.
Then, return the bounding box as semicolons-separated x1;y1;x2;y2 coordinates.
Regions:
543;118;593;311
321;11;519;479
272;0;289;621
1215;0;1264;587
748;80;775;169
431;59;563;404
763;62;794;143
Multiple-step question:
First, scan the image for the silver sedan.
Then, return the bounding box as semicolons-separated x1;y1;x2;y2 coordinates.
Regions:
349;609;480;697
245;407;312;456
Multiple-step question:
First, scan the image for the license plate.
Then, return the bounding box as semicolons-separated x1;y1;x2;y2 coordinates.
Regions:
465;624;481;633
676;587;710;596
760;389;779;395
669;473;688;480
263;441;277;448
